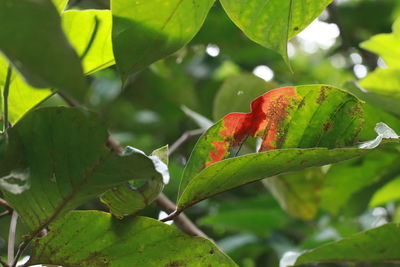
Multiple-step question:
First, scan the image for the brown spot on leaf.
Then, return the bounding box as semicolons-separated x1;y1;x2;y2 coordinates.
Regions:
317;86;332;104
293;26;299;31
164;260;184;267
323;122;333;132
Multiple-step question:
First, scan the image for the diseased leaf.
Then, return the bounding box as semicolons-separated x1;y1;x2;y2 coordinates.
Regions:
295;223;400;265
219;0;333;64
112;0;215;81
29;210;236;267
101;146;169;218
62;10;115;74
179;85;364;197
0;107;166;236
0;0;87;101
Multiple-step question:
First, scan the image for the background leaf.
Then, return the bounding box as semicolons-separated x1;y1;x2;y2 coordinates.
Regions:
112;0;215;81
219;0;333;63
295;223;400;265
0;0;87;101
29;210;236;267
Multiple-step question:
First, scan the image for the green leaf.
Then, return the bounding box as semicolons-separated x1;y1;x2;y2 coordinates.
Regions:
370;176;400;207
0;107;166;236
62;10;115;75
263;168;325;220
320;149;400;215
213;73;277;121
100;146;169;218
219;0;333;64
360;17;400;68
0;0;87;101
51;0;68;13
295;223;400;265
112;0;215;81
29;210;236;267
177;148;366;211
179;85;364;200
359;68;400;97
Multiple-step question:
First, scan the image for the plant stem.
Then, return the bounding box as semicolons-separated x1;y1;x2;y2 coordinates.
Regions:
168;129;204;155
7;211;18;265
3;65;12;131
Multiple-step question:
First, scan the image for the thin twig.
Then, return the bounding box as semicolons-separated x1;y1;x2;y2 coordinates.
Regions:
3;65;12;131
156;194;208;238
10;240;29;267
0;198;12;212
57;93;210;239
169;129;204;155
7;212;18;265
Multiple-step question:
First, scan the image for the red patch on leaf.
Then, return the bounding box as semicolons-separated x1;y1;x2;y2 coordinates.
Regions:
206;87;297;167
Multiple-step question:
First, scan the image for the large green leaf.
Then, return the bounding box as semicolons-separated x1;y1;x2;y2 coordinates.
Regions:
295;223;400;265
177;148;366;211
320;149;400;215
29;210;236;267
62;10;115;74
0;0;87;101
0;107;167;236
219;0;333;64
112;0;215;81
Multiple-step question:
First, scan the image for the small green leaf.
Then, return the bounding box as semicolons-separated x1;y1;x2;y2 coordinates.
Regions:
219;0;333;64
360;17;400;68
0;0;87;101
0;107;165;236
370;176;400;207
29;210;237;267
62;10;115;75
112;0;215;81
295;223;400;265
100;146;169;218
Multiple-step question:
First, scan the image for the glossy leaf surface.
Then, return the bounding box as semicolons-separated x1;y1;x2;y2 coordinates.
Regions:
0;0;87;101
178;148;366;211
0;107;165;235
29;211;236;267
219;0;333;63
179;85;364;203
295;223;400;265
112;0;215;80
